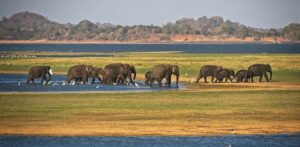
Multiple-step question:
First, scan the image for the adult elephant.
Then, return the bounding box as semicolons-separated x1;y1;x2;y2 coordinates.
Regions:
66;64;93;84
104;63;136;84
149;64;179;87
76;67;104;83
196;65;223;83
248;64;272;82
26;66;52;84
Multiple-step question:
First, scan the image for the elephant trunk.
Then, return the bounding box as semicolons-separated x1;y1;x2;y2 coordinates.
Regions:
269;70;272;81
130;65;136;80
47;73;52;81
132;70;136;80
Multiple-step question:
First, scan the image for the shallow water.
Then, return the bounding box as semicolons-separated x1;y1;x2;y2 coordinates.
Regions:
1;43;300;53
0;74;182;92
0;134;299;147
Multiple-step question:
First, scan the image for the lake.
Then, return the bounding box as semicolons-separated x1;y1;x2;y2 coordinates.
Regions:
0;74;182;92
0;43;300;53
0;134;299;147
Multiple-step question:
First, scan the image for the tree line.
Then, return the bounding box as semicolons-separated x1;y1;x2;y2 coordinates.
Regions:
0;12;299;41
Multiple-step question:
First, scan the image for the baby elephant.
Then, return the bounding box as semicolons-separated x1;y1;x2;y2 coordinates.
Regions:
235;70;254;83
144;71;152;85
27;66;52;84
215;69;235;83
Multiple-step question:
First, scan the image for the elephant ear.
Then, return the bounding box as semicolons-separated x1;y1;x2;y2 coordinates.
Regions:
172;65;179;73
85;65;89;72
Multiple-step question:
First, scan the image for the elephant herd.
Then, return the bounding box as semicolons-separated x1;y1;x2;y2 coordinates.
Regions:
26;63;179;87
26;63;272;87
195;64;272;83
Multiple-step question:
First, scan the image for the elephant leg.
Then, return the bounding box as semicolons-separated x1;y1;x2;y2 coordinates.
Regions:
83;76;88;84
97;75;102;82
264;73;269;82
166;77;171;87
204;76;208;83
149;79;153;87
26;78;32;84
66;78;71;84
196;74;202;83
251;77;254;82
211;76;214;83
158;79;162;88
92;78;95;83
229;77;233;83
41;74;46;84
213;78;218;83
259;75;263;82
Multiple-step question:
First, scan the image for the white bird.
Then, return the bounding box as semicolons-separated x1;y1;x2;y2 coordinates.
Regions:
17;82;21;86
134;83;139;87
96;86;100;88
113;83;117;85
52;83;59;86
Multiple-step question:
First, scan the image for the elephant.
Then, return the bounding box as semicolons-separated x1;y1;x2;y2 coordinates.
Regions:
75;67;104;83
104;63;136;84
215;69;235;83
235;70;254;83
66;64;93;84
196;65;223;83
144;71;152;85
26;66;52;84
248;64;272;82
90;67;104;83
149;64;179;87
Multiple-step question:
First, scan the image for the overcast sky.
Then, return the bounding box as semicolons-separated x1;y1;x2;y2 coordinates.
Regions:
0;0;299;28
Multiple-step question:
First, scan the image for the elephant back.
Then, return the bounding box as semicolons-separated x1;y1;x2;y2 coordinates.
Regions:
67;65;88;77
151;64;169;76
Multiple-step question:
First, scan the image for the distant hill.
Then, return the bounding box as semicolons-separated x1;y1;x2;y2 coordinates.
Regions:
0;11;299;43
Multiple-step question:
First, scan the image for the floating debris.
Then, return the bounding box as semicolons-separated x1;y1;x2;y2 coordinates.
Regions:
52;83;59;86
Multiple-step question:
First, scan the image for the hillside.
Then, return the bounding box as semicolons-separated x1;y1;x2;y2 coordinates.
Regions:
0;11;299;43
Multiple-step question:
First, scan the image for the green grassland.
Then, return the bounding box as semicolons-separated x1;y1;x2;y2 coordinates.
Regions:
0;52;300;136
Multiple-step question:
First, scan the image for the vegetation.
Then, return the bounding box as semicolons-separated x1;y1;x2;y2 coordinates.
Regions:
0;12;299;41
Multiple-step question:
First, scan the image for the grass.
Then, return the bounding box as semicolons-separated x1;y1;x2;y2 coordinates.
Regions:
0;52;300;136
0;90;299;136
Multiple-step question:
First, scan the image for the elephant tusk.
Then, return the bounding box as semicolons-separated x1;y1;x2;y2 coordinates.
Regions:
49;69;53;75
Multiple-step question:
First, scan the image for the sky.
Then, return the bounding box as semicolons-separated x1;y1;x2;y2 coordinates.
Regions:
0;0;299;28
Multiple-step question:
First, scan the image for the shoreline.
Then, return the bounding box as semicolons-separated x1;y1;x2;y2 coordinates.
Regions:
0;39;295;44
